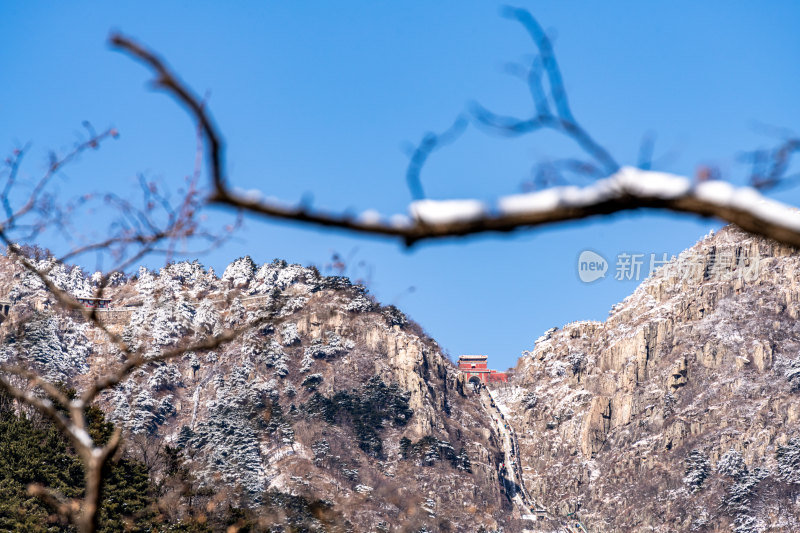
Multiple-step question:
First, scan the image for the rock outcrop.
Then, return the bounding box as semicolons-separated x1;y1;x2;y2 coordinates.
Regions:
497;226;800;532
0;256;513;532
5;224;800;532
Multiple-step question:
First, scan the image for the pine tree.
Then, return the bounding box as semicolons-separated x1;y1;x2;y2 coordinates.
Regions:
777;437;800;484
0;391;157;531
683;449;710;493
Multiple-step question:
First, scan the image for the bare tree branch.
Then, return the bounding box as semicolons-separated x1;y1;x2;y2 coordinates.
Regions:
80;319;263;405
2;8;797;532
108;34;226;194
1;129;119;233
502;7;573;122
637;133;656;171
105;23;800;251
0;241;266;531
747;138;800;190
0;129;241;531
404;115;468;200
27;483;80;523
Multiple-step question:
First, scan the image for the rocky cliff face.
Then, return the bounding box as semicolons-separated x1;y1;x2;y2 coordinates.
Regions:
5;225;800;532
0;255;513;532
497;226;800;532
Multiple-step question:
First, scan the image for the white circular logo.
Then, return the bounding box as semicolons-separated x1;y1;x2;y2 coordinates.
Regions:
577;250;608;283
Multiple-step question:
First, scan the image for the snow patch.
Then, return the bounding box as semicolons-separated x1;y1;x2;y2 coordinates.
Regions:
409;199;487;224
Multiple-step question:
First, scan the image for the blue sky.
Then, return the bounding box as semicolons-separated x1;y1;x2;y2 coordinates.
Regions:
2;2;799;370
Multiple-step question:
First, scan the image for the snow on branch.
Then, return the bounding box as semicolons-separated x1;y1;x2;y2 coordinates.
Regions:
110;18;800;249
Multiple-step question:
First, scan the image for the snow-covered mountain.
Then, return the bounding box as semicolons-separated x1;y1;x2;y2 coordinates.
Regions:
496;226;800;532
3;224;800;532
0;254;515;532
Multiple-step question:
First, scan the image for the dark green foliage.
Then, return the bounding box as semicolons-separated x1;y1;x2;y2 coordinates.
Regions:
380;305;408;328
683;449;711;493
456;447;472;472
262;491;337;531
300;374;323;390
264;398;294;444
305;392;337;422
0;394;335;531
305;376;413;457
0;408;83;531
181;492;341;532
417;436;441;465
722;467;769;515
399;436;472;472
176;425;195;449
159;445;343;532
399;437;412;459
785;359;800;392
0;392;156;532
306;264;320;278
96;458;154;533
237;256;258;275
86;406;115;447
777;437;800;484
314;276;352;292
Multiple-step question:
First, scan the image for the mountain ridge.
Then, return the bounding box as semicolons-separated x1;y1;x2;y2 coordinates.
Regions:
2;225;800;531
0;253;517;532
497;225;800;532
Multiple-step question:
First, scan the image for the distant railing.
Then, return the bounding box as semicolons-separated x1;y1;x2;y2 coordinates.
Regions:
86;308;135;324
209;294;272;309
